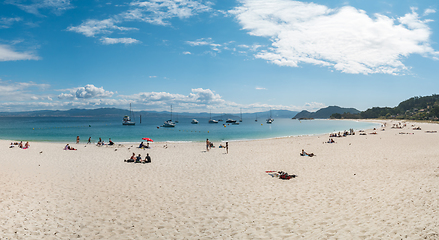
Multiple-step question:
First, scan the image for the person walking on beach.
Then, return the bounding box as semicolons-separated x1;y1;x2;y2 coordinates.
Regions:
206;139;210;152
88;137;91;144
226;142;228;154
76;136;80;144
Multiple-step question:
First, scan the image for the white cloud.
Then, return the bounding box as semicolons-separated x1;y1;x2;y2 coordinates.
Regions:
124;0;212;25
129;88;225;106
255;87;266;90
424;8;436;16
67;19;137;37
100;37;141;45
183;51;192;55
6;0;73;16
186;37;213;46
0;17;22;28
186;38;227;53
0;79;50;101
0;81;326;113
0;44;40;61
68;0;212;43
58;84;114;99
230;0;438;75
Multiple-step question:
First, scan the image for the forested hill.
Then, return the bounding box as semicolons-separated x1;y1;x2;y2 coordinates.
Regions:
331;94;439;120
294;106;360;119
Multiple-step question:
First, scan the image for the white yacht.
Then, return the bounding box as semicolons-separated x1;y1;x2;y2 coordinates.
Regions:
123;103;135;125
162;120;176;127
162;105;176;127
208;111;218;123
266;109;274;124
191;119;199;124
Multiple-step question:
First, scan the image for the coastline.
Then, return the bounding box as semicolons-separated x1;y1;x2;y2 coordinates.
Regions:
2;120;439;238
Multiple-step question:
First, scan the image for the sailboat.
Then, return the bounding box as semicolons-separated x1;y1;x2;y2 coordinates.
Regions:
208;111;218;123
122;103;135;125
175;113;179;123
266;109;274;124
162;105;176;127
239;108;243;122
255;113;258;122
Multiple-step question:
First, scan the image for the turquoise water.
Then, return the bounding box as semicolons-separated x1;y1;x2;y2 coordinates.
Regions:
0;117;379;143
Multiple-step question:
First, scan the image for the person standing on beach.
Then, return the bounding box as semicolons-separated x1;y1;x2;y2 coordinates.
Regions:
226;142;228;154
76;136;80;144
88;137;91;144
206;139;210;152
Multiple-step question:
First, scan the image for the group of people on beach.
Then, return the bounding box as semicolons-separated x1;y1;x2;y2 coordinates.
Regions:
206;139;228;153
10;141;30;149
138;142;150;149
125;153;151;163
329;129;355;138
76;136;114;146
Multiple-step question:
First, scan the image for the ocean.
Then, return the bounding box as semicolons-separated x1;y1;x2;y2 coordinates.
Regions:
0;117;380;143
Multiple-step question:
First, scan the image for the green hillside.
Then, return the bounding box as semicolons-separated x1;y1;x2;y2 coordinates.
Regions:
331;94;439;120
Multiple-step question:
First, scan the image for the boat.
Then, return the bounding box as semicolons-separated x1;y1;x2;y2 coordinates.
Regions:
232;122;240;125
239;108;243;122
208;111;218;123
122;103;135;125
266;109;274;124
175;113;179;123
255;113;258;122
226;119;236;123
162;105;176;127
162;120;176;127
218;113;223;122
191;119;199;124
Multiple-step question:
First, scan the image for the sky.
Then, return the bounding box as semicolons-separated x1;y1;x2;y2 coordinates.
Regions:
1;0;439;113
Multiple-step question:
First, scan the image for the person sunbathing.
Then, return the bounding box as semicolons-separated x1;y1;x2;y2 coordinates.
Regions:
142;153;151;163
125;153;136;162
135;154;142;163
301;149;315;157
64;144;76;150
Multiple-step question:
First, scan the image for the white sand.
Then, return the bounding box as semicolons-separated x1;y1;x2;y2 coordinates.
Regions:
1;120;439;239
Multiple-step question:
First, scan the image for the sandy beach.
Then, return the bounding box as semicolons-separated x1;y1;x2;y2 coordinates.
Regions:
1;120;439;239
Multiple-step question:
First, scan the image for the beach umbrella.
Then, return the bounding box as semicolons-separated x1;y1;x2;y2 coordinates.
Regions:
142;137;154;142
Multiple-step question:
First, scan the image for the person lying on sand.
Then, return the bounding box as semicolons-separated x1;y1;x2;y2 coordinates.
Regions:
125;153;136;162
301;149;314;157
64;144;76;150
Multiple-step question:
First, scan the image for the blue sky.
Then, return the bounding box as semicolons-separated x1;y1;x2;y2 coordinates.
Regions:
1;0;438;113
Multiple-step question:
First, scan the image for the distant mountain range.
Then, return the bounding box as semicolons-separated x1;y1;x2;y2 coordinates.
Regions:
293;106;360;119
0;108;299;119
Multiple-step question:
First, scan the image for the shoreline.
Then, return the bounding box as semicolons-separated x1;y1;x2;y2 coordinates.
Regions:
0;118;382;144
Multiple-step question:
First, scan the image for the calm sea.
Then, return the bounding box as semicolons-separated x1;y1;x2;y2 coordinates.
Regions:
0;117;379;143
